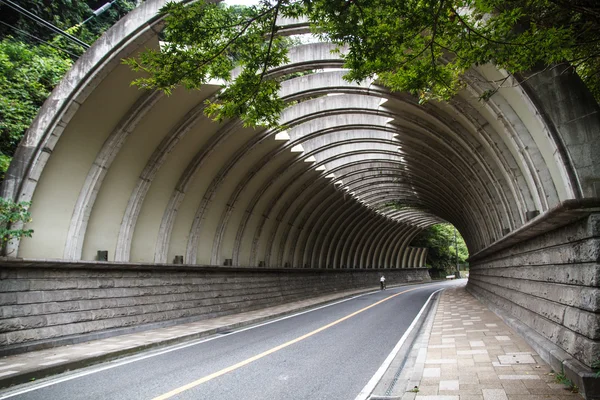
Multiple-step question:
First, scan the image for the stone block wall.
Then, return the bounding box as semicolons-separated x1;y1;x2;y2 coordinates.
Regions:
467;214;600;369
0;264;429;354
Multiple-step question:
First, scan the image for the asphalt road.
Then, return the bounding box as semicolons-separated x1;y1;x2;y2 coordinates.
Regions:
3;281;458;400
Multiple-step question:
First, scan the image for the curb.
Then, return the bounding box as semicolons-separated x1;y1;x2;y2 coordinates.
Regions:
368;290;442;399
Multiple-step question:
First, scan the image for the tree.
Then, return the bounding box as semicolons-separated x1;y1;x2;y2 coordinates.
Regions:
0;1;139;179
126;0;600;127
0;39;72;174
411;223;468;276
0;197;33;246
0;0;138;54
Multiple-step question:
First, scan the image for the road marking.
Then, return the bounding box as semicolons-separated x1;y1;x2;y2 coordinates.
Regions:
153;287;426;400
354;288;444;400
0;282;451;400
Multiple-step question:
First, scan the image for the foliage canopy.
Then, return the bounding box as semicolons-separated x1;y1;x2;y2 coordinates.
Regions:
0;0;137;56
0;40;73;173
127;0;600;127
412;223;469;273
0;197;33;245
0;0;137;179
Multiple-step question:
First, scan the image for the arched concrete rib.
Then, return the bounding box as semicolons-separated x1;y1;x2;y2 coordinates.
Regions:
335;208;373;269
387;92;529;228
389;107;513;234
291;154;477;244
234;104;395;264
393;124;505;241
419;248;429;267
386;224;419;268
325;193;422;268
406;247;416;267
279;185;341;268
126;42;343;263
311;189;401;269
351;215;386;269
452;86;548;215
114;90;219;261
320;201;363;268
308;100;512;236
355;212;392;268
319;173;456;229
413;248;427;267
132;43;352;262
361;218;398;269
363;217;401;268
292;190;343;268
286;85;524;239
63;90;163;260
230;113;496;268
399;227;425;267
229;140;398;266
209;114;395;265
338;172;458;217
243;97;385;266
260;179;331;267
308;197;391;266
247;130;496;260
204;108;393;265
389;91;534;229
305;196;348;268
254;149;449;267
161;76;372;264
279;21;584;207
247;146;485;268
268;42;348;76
282;161;468;248
462;67;570;205
152;118;245;263
109;42;350;263
382;225;418;268
273;174;436;269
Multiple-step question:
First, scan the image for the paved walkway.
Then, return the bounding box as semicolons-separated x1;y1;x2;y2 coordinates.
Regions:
381;282;582;400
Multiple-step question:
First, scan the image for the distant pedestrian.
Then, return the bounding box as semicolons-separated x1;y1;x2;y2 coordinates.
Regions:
380;275;386;290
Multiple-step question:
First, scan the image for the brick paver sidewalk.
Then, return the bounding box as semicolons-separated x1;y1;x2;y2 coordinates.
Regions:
402;283;581;400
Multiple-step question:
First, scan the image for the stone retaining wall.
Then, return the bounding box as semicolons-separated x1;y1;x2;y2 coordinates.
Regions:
0;264;430;354
467;214;600;369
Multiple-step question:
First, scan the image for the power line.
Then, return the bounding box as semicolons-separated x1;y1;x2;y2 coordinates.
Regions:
0;0;89;49
0;20;80;59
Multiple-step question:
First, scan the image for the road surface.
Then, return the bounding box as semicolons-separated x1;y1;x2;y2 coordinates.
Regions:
1;281;459;400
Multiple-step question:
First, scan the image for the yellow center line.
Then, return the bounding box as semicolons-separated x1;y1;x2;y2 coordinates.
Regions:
152;287;422;400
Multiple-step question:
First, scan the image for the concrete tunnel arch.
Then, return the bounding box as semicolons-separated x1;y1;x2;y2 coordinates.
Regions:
1;2;600;389
1;0;597;269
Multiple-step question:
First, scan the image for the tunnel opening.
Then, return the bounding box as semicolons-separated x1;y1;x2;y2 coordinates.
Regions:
409;222;469;280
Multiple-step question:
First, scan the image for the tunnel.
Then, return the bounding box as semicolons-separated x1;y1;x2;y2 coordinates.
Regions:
0;0;598;394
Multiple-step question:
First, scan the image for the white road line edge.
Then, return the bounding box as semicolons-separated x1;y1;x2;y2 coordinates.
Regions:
354;287;445;400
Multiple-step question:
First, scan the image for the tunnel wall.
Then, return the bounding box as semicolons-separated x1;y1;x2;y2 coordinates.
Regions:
467;213;599;382
0;264;430;355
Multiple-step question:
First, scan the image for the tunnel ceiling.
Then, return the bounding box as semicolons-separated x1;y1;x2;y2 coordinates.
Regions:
2;0;591;268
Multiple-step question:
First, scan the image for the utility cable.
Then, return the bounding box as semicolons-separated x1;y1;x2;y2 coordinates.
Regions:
0;20;80;59
0;0;89;48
